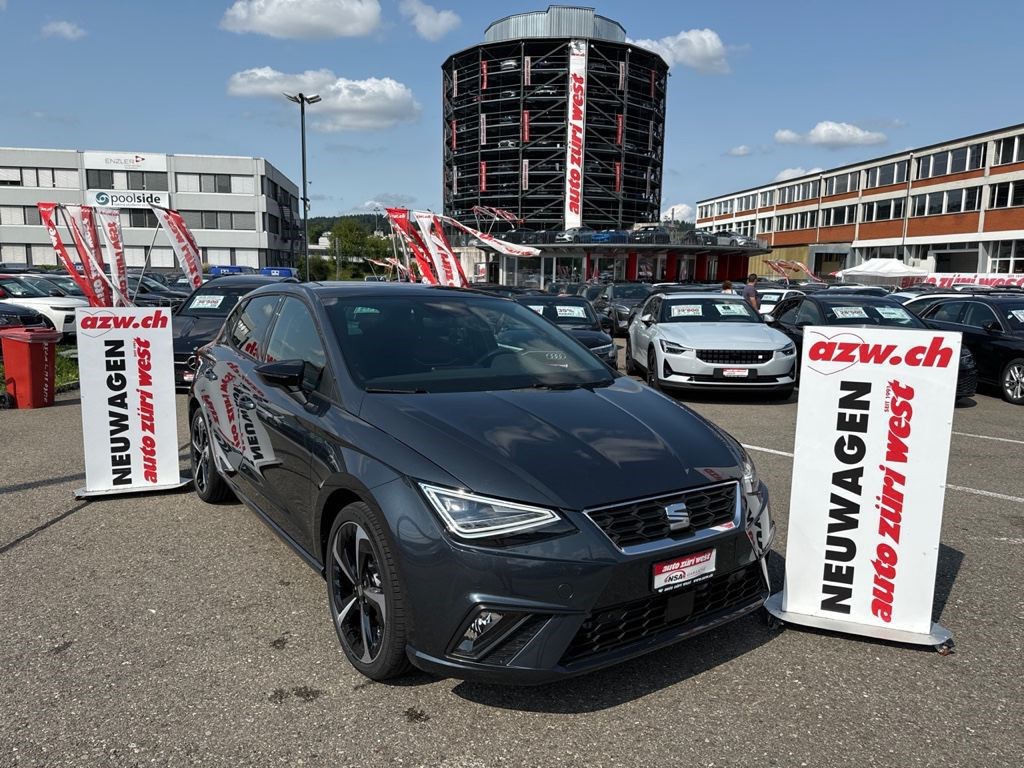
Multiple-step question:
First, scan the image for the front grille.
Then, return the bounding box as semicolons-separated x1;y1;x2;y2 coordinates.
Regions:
561;563;765;664
19;315;43;326
696;349;772;364
586;482;737;549
956;368;978;398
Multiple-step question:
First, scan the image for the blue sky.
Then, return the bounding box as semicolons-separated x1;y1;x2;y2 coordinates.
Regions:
1;0;1022;221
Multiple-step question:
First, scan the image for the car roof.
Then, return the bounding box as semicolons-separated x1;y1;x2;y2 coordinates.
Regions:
196;275;295;288
660;292;747;300
809;294;904;305
514;294;587;303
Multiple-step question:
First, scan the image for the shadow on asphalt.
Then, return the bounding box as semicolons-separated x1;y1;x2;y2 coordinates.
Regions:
932;543;965;620
0;472;85;495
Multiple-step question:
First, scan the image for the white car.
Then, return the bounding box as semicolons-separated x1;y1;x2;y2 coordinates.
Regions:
757;288;805;316
625;292;797;397
0;275;88;338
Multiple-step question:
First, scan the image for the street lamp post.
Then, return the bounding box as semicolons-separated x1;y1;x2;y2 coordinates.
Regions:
284;92;321;281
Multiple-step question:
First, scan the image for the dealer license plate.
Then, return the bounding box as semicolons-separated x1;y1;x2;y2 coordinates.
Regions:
721;368;749;378
652;548;717;592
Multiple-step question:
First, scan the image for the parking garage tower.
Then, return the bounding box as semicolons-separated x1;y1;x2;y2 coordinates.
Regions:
442;6;669;232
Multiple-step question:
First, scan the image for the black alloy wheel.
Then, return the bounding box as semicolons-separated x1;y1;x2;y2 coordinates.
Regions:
1001;358;1024;404
625;336;639;375
327;503;410;680
190;410;232;503
646;348;660;390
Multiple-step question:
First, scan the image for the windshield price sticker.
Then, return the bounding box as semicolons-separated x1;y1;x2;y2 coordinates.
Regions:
527;305;545;314
833;306;868;319
670;304;703;317
1011;309;1024;322
761;294;781;303
716;303;749;316
653;548;717;592
877;306;910;321
191;295;225;309
555;305;587;318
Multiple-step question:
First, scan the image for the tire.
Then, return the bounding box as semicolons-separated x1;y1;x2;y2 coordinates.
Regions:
1000;358;1024;404
625;337;639;375
190;409;233;503
326;502;411;681
646;348;660;390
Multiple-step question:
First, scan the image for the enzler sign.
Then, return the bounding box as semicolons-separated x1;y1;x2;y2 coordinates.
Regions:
86;189;170;209
75;307;186;498
766;326;960;649
82;151;167;171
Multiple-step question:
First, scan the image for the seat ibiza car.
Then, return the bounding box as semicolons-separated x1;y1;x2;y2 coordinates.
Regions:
189;283;774;683
625;292;796;397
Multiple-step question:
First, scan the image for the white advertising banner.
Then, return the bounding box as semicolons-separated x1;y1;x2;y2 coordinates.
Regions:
768;326;961;646
922;272;1024;288
83;151;167;171
87;190;170;209
75;308;185;497
564;38;587;229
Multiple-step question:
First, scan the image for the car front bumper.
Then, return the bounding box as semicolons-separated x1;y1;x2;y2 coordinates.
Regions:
372;477;772;684
657;349;796;390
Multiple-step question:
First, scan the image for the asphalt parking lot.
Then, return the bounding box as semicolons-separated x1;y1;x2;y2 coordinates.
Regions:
2;342;1022;768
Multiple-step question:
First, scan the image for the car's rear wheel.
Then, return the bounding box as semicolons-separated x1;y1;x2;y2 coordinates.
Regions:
625;337;639;375
190;410;232;503
646;348;660;390
327;502;411;681
1000;358;1024;404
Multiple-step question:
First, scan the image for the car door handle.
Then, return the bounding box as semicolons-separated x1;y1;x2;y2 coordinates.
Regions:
237;394;256;411
203;368;218;381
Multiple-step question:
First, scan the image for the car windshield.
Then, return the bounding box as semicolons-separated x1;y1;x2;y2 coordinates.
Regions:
518;298;598;328
323;294;614;393
819;300;925;327
583;285;603;300
614;284;651;300
0;278;46;298
44;275;83;295
180;284;262;317
21;276;64;295
660;297;760;323
1001;302;1024;331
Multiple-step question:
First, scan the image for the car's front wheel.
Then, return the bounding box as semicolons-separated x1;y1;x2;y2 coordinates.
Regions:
326;502;411;681
625;336;639;375
190;410;233;503
1000;358;1024;404
646;348;660;390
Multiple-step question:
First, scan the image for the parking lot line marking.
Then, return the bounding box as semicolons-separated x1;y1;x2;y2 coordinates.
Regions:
742;444;1024;505
741;444;795;458
946;485;1024;504
952;431;1024;446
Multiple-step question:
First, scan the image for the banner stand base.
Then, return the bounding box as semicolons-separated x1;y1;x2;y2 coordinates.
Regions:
764;592;953;653
74;476;191;500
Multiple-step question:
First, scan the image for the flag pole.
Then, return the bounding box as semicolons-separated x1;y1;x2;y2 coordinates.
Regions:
133;224;162;301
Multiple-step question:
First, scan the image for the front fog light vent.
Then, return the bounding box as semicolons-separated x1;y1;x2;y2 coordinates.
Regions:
450;607;530;660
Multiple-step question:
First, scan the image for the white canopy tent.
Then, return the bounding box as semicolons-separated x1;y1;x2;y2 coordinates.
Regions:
835;258;928;284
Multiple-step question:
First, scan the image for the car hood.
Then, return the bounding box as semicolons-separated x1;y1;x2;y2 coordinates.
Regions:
567;328;613;348
172;314;228;353
659;322;789;349
357;377;743;510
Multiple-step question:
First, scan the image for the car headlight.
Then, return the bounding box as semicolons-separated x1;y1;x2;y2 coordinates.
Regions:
960;347;973;364
591;343;614;356
420;484;561;539
660;339;689;355
741;455;758;494
778;342;796;357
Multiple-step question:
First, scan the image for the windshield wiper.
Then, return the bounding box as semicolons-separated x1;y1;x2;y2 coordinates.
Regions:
525;379;612;391
365;387;429;394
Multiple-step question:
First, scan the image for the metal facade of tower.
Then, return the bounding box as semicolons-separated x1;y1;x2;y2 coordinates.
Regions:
442;6;668;231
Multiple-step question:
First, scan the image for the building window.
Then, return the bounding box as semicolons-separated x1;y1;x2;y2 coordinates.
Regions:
758;190;775;207
916;143;985;179
822;204;856;226
23;206;41;226
266;213;280;235
862;197;905;222
54;169;79;188
176;173;200;192
87;169;115;189
824;171;860;196
736;193;756;211
989;240;1024;273
994;134;1024;165
910;186;981;216
232;212;256;230
128;209;158;228
181;210;203;230
989;181;1024;209
123;171;168;191
758;216;772;233
0;206;25;225
865;160;908;188
0;167;21;186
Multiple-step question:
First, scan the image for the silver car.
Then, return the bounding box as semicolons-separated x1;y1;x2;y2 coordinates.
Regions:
625;292;796;396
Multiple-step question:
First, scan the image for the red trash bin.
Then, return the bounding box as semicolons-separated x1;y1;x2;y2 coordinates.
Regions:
0;327;63;408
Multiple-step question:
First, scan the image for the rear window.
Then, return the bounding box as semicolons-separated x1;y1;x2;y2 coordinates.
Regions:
181;283;264;317
820;301;924;327
660;298;760;323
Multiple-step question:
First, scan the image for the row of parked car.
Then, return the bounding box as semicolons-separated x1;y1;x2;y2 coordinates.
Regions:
494;226;763;247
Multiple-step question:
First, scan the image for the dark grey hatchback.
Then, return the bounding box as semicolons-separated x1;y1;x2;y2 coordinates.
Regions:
189;282;774;683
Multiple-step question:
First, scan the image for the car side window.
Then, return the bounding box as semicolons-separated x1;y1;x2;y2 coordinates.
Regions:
646;296;661;321
962;302;999;329
795;300;823;325
775;298;802;325
928;301;966;324
265;297;330;395
228;295;280;361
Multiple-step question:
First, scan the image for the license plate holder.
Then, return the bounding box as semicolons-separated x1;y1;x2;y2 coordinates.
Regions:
719;367;751;378
652;548;716;593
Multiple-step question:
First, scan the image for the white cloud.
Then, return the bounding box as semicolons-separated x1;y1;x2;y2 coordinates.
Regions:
228;67;421;131
221;0;380;39
350;193;417;213
727;145;751;157
41;20;86;40
399;0;459;41
0;1;8;11
773;167;824;182
628;29;729;74
774;121;887;148
661;203;694;221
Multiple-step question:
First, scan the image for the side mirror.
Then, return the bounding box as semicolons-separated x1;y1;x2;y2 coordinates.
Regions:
983;320;1002;334
599;315;614;333
763;313;775;324
256;359;305;390
641;313;654;325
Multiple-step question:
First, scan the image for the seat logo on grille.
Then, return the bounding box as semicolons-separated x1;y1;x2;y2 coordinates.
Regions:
664;502;690;532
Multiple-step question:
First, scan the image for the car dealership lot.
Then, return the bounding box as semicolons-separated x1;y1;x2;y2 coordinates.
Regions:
1;368;1022;767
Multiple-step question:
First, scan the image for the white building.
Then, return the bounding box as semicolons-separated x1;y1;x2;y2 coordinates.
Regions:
0;148;300;270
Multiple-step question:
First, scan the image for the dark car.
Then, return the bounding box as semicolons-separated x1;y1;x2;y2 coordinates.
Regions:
515;295;617;368
590;282;653;335
766;294;978;400
825;285;892;297
918;295;1024;404
470;283;545;298
189;283;774;684
0;302;46;359
629;226;670;244
681;229;715;246
126;275;191;309
172;275;295;388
